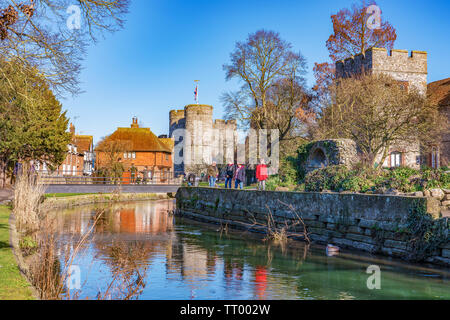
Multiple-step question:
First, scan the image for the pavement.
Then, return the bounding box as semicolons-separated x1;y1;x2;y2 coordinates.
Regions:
0;188;13;203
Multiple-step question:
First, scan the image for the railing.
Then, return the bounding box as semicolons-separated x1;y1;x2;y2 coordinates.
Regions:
36;171;183;185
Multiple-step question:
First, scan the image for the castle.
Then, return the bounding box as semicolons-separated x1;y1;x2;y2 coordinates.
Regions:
307;47;449;171
169;104;238;174
334;47;428;169
336;47;428;95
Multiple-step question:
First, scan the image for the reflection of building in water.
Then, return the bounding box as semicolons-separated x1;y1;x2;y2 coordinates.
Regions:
165;240;218;284
110;201;174;234
54;200;175;236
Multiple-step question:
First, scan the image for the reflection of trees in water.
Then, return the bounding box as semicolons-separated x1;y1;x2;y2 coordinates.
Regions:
97;241;152;300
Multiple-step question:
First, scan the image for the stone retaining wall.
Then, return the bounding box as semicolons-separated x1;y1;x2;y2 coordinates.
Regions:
44;193;170;210
176;187;449;267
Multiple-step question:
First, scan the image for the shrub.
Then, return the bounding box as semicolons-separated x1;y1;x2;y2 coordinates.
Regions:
295;142;316;181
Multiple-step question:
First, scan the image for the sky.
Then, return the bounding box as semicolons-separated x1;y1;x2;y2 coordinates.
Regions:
62;0;450;143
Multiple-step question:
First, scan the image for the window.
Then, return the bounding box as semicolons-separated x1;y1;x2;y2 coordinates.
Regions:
165;154;169;161
123;153;127;159
390;152;402;168
132;152;136;159
431;147;439;169
128;152;132;159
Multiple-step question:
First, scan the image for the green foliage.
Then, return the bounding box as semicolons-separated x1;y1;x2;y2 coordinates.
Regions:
304;165;449;193
0;59;71;181
295;142;315;180
279;156;299;185
406;200;449;261
19;236;38;256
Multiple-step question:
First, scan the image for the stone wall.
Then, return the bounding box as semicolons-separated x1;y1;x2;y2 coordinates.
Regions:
305;139;359;173
176;187;450;267
336;47;428;95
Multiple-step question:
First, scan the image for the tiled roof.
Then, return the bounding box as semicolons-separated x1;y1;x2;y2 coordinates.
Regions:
428;78;450;107
159;138;175;150
74;135;93;153
97;127;172;153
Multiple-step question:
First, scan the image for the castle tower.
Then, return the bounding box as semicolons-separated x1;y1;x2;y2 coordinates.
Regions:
169;110;185;138
185;104;214;167
336;47;428;95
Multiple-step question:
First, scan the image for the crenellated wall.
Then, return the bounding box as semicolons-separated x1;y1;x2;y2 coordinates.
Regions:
169;105;238;174
336;47;428;95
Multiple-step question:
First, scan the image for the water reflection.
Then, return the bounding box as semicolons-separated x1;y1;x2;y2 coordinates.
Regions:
50;200;450;300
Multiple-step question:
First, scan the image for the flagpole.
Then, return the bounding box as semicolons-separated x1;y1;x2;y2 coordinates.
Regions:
194;80;199;104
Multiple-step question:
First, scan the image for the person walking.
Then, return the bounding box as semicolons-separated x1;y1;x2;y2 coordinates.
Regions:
142;166;149;184
234;164;246;189
130;164;137;184
256;159;268;191
207;162;219;187
224;163;235;189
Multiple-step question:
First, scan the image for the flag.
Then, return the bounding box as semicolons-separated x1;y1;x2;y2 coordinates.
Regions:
194;85;198;103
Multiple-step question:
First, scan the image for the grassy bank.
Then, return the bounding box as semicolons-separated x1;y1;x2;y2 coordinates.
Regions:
0;205;34;300
45;193;93;198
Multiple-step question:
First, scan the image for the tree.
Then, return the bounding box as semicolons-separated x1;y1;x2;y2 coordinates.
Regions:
95;137;129;180
0;0;129;96
222;29;311;160
0;59;71;187
222;30;308;131
313;0;397;94
317;74;442;168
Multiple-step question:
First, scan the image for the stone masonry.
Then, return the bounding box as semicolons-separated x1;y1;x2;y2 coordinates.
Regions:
176;187;450;267
169;104;237;175
335;47;428;169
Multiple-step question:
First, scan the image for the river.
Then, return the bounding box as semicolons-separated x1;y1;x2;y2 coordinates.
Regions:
49;199;450;300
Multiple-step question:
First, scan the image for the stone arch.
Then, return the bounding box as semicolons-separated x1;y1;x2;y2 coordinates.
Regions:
307;147;329;170
304;139;359;173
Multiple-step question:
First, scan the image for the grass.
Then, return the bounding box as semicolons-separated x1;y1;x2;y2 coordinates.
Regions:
0;205;35;300
45;193;93;198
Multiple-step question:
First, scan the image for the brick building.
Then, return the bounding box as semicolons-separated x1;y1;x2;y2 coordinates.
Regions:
73;135;95;175
36;123;87;176
96;118;174;181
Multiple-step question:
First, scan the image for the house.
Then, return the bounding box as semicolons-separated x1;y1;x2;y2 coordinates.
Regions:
35;123;86;176
426;78;450;168
95;117;174;181
74;135;95;175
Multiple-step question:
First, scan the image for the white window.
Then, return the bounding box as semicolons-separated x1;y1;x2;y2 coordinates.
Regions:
62;164;66;174
73;166;76;176
128;152;132;159
431;147;439;169
124;153;127;159
132;152;136;159
390;152;402;168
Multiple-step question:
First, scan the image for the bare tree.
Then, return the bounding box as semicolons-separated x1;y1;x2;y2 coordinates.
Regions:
317;74;443;168
0;0;129;96
222;29;307;132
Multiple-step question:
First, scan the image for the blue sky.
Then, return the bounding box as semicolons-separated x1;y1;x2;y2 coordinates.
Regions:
63;0;450;143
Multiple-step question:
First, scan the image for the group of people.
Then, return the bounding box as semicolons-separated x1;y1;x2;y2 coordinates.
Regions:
129;164;154;184
205;159;268;191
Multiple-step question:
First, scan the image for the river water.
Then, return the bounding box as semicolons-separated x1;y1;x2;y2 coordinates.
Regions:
50;200;450;300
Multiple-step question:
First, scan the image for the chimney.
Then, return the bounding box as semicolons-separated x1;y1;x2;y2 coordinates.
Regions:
70;123;75;135
131;117;139;129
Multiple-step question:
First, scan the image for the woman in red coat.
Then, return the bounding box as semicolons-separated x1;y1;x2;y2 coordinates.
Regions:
256;159;268;191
